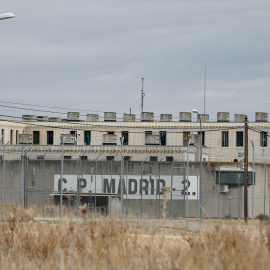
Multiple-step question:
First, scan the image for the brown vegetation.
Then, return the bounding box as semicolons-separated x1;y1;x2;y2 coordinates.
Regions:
0;203;269;269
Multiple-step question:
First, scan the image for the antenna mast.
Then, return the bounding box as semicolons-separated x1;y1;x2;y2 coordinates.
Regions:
141;77;145;115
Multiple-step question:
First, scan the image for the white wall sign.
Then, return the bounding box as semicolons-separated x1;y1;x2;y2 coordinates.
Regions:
54;175;199;200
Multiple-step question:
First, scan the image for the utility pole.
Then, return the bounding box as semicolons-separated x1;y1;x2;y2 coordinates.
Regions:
244;116;248;222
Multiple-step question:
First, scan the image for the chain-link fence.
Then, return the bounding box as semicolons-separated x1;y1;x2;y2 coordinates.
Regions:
0;154;269;225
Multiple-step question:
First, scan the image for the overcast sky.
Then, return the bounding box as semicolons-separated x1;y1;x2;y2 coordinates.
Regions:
0;1;270;122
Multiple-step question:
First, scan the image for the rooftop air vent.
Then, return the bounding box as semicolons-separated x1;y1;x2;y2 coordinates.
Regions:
255;112;268;123
36;116;49;121
179;112;191;122
197;114;209;123
103;134;117;145
22;115;35;121
49;117;61;122
217;112;230;122
67;112;80;121
86;114;99;122
123;113;135;122
145;134;160;145
141;112;154;122
104;112;116;122
160;114;172;122
234;114;247;123
60;134;76;144
19;134;33;144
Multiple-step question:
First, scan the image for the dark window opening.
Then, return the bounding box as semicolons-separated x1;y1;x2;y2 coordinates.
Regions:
84;131;91;145
236;131;243;147
183;132;190;146
166;156;174;162
33;131;40;145
150;156;158;162
47;131;54;145
122;131;129;145
10;130;13;145
198;131;205;146
159;131;167;146
222;131;229;147
261;131;267;147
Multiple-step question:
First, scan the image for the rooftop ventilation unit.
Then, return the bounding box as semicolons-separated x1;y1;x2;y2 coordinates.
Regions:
197;114;209;123
36;116;49;121
86;114;99;122
218;185;229;193
255;112;268;122
49;117;61;122
60;134;76;144
19;134;33;144
179;112;191;122
22;115;35;121
160;114;172;122
103;134;117;145
217;112;230;122
141;112;154;122
145;134;160;145
123;113;135;122
67;112;80;121
234;114;247;123
104;112;116;122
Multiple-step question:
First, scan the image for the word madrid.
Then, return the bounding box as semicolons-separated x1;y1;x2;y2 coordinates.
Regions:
54;175;199;200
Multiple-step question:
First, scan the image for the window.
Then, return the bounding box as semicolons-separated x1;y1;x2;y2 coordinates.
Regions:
1;129;4;143
198;131;205;146
150;156;158;162
106;156;114;161
10;130;13;145
183;132;190;146
124;156;131;161
80;156;88;160
222;131;229;147
166;156;174;162
108;131;114;135
159;131;167;146
47;131;54;145
16;130;19;144
236;131;243;147
261;131;267;147
64;156;72;160
122;131;129;145
216;171;255;185
84;131;91;145
145;131;152;135
33;131;40;145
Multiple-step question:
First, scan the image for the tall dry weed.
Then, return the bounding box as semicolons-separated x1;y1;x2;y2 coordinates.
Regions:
0;204;269;269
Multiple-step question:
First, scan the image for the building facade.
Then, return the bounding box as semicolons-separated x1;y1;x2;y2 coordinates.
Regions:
0;111;269;219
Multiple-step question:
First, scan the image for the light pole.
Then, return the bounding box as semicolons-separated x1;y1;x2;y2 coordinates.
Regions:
120;136;124;217
60;135;66;224
186;138;191;230
42;151;48;217
0;13;15;20
2;141;9;219
94;152;103;213
192;109;203;221
251;140;255;224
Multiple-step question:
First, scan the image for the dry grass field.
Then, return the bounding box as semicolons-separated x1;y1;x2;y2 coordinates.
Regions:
0;203;270;269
